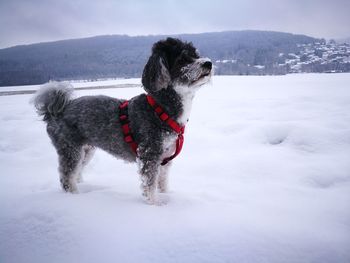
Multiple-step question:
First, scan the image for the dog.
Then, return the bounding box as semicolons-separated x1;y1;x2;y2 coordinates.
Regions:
33;37;213;204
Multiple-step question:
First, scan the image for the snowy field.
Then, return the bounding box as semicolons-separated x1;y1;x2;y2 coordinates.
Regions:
1;74;350;263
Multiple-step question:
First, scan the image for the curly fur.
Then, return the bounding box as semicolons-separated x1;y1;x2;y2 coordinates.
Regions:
32;38;212;204
32;81;74;121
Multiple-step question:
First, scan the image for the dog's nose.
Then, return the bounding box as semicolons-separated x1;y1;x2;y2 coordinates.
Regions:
202;61;212;70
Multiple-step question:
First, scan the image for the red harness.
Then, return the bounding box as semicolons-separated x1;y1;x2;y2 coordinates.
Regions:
119;95;185;166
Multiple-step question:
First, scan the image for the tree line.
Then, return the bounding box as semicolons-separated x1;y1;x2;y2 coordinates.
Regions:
0;30;320;86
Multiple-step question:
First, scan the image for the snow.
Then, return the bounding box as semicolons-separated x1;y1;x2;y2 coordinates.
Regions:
1;74;350;263
253;65;265;69
0;78;141;92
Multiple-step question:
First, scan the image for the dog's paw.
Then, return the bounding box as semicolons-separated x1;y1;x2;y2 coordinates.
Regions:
145;196;168;206
141;184;169;205
157;193;170;205
157;185;168;193
143;192;157;205
143;192;169;206
61;182;79;194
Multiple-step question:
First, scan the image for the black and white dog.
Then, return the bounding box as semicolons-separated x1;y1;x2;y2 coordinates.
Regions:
33;38;212;204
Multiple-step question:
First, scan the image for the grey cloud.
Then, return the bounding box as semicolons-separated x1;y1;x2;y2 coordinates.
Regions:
0;0;349;48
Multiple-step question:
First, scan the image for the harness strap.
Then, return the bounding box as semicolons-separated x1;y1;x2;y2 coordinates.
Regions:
119;96;186;166
146;95;185;166
146;96;184;134
119;101;138;154
160;132;184;166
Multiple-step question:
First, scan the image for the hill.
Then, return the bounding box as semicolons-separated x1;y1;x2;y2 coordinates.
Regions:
0;30;327;86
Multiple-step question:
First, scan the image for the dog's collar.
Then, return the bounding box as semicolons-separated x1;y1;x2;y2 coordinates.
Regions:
119;95;185;166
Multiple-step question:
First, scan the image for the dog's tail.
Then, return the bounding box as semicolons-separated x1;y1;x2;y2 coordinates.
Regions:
32;81;74;121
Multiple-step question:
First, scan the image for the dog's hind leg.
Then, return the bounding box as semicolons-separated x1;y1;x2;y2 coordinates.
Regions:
57;143;84;193
46;124;84;193
77;145;96;183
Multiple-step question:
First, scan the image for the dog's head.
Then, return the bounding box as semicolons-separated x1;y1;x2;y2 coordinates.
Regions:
142;38;212;94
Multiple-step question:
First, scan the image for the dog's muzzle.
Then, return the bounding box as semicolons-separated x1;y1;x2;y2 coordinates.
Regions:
202;61;212;70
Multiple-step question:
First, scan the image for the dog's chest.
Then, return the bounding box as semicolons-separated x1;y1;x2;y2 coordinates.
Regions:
174;86;195;126
160;88;195;158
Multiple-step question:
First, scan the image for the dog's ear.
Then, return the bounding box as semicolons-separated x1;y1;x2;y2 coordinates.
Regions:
142;52;171;93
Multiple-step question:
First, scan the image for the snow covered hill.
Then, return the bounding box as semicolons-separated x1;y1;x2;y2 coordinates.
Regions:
1;75;349;263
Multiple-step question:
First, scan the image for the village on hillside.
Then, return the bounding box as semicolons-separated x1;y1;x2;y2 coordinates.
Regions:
284;41;350;73
215;40;350;75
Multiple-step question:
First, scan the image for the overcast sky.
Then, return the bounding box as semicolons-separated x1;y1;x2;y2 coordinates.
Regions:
0;0;349;48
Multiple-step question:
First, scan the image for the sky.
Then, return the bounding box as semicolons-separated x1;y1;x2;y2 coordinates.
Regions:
0;0;349;49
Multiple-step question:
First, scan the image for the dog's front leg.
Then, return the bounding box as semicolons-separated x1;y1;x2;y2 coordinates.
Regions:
158;162;171;193
138;159;160;204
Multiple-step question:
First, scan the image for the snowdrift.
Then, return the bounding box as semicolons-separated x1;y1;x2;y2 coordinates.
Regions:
1;74;349;263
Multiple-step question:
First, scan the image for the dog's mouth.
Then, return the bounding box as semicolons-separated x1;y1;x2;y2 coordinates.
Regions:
190;70;212;86
200;72;211;78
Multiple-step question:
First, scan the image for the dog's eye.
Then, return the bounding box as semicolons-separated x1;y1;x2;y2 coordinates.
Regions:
180;51;194;63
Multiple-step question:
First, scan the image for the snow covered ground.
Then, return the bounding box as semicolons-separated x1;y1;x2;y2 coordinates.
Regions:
1;74;350;263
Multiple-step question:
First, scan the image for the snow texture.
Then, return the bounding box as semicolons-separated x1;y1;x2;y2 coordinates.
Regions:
1;74;350;263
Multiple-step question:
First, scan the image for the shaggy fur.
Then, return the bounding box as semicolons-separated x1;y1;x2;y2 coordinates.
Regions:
33;38;212;204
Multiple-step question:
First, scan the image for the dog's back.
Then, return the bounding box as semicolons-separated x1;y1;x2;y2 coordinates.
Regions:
33;82;136;161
